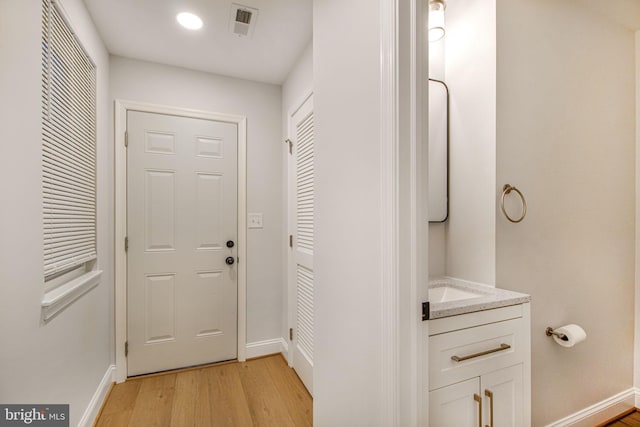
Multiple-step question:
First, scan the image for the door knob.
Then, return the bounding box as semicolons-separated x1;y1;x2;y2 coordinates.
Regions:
226;240;235;248
225;256;235;265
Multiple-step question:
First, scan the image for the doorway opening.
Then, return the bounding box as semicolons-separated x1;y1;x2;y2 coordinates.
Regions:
114;101;248;382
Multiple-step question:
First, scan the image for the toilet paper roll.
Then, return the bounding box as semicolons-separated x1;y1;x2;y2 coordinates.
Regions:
552;324;587;348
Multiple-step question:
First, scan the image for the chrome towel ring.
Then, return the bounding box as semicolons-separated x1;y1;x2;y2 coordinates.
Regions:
501;184;526;223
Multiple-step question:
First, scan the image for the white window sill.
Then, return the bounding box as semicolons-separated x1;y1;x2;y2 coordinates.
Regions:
41;270;102;321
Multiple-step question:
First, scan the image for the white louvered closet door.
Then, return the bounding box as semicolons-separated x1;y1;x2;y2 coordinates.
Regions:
291;95;314;395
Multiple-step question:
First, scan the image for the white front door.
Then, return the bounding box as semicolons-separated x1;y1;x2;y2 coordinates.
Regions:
126;110;238;376
288;94;314;394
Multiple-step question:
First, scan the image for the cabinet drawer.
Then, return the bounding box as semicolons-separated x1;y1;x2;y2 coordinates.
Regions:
429;317;523;391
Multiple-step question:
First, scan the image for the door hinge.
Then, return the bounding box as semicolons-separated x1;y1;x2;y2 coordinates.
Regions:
422;301;430;321
125;341;128;357
289;328;293;341
285;138;292;154
125;131;128;147
289;235;293;248
124;236;129;252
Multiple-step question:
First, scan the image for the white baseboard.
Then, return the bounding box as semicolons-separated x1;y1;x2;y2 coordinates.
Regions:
545;388;636;427
245;338;288;359
78;364;115;427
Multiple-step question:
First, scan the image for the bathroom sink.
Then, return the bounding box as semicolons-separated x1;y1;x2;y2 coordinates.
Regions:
427;278;531;318
428;285;485;303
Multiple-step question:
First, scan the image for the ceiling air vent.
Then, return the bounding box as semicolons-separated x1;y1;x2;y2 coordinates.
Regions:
236;9;252;25
230;3;259;37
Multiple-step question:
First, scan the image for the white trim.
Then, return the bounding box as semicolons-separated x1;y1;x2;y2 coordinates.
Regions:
545;388;636;427
114;100;248;383
41;270;102;321
78;364;115;427
114;100;127;383
285;88;313;369
380;0;400;425
245;338;288;359
237;114;248;364
416;0;429;424
634;30;640;391
522;303;532;425
387;0;428;422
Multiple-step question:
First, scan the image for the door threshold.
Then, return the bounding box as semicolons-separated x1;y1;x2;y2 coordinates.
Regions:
127;358;238;381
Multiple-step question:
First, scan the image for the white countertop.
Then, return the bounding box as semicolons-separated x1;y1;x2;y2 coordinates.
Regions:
428;277;531;319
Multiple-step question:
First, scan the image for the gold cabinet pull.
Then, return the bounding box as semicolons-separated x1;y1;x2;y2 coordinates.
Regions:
451;343;511;362
474;393;482;427
485;389;494;427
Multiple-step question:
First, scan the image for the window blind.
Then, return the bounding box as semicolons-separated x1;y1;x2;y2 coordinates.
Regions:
42;0;97;279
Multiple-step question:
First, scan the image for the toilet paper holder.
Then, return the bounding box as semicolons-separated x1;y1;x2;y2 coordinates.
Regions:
545;327;568;341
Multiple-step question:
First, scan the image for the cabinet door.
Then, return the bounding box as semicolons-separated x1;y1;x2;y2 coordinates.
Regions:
482;364;524;427
429;377;481;427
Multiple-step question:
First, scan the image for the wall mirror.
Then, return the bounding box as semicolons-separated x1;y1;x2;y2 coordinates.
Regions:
428;78;449;222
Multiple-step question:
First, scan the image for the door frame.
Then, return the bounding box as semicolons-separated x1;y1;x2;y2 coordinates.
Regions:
286;89;313;368
114;100;247;383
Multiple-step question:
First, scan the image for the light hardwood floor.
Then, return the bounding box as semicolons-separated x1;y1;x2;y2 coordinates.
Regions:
604;410;640;427
95;354;312;426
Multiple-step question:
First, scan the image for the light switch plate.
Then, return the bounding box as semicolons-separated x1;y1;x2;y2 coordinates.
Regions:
248;213;263;229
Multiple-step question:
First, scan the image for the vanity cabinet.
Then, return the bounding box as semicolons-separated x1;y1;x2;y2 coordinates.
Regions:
430;365;523;427
428;303;531;427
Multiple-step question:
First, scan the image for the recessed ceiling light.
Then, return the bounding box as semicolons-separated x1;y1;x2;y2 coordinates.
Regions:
177;12;203;30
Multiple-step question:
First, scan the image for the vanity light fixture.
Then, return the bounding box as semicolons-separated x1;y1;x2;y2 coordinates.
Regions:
177;12;203;30
429;0;446;42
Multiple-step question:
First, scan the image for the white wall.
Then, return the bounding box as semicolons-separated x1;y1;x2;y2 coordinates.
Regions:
427;0;497;285
281;43;313;352
428;37;445;80
109;56;283;346
313;0;386;424
444;0;497;285
497;1;635;424
428;29;447;279
282;44;313;117
0;0;113;425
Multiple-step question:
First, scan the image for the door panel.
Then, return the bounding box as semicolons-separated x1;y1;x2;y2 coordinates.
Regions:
144;273;176;343
127;111;238;376
482;364;524;427
144;170;176;251
194;172;223;249
289;95;314;394
429;377;481;427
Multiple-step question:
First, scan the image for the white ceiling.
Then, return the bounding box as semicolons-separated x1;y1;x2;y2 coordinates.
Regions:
83;0;312;85
83;0;639;86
